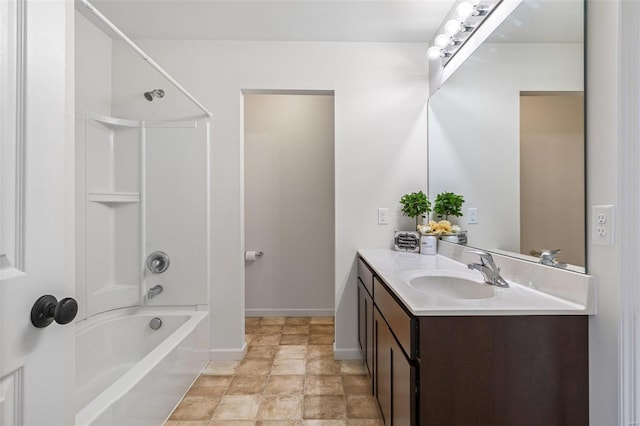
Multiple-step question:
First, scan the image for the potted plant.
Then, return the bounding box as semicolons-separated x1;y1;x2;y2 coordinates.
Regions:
433;191;465;221
400;191;431;230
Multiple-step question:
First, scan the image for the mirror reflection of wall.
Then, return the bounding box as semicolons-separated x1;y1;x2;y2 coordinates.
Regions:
428;0;585;271
520;93;584;267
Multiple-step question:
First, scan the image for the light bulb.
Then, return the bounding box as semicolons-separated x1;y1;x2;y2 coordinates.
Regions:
444;19;463;37
456;2;474;20
427;46;442;60
434;34;451;48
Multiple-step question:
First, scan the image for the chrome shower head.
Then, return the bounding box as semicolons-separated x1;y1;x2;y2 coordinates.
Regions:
144;89;165;101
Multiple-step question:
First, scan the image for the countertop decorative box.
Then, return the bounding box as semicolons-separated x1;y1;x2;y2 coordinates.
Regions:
394;231;420;253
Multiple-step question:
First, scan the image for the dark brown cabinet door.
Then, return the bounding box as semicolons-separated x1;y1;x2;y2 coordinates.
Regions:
375;306;413;426
358;280;375;385
358;281;366;352
365;291;374;383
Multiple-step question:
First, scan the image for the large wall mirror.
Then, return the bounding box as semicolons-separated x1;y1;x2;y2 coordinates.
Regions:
428;0;585;272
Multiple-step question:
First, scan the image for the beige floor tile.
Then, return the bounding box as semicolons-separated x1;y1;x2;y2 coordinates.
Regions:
308;335;334;345
250;334;282;346
309;325;334;335
169;396;220;421
235;359;274;375
305;376;343;396
275;345;307;360
339;361;367;376
202;361;239;376
306;345;333;359
342;376;372;395
345;396;379;419
256;325;284;334
246;345;278;359
186;375;233;397
212;395;262;420
272;358;306;375
303;395;346;420
264;375;305;396
170;317;381;424
257;395;303;420
282;324;310;335
285;317;311;325
279;334;309;345
246;317;261;326
306;358;341;375
310;317;334;325
227;375;269;395
261;317;287;325
246;325;259;334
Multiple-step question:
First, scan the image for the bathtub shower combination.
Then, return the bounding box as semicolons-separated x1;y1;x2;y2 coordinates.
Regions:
74;2;213;423
74;111;210;425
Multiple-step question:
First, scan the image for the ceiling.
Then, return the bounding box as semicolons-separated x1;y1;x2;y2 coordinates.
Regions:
78;0;457;43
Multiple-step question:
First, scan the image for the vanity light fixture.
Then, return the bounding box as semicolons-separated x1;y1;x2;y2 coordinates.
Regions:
427;0;501;64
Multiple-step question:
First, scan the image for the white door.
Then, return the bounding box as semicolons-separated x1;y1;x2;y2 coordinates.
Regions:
0;1;75;425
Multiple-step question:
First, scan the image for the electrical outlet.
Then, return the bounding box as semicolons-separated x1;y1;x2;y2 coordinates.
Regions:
378;208;389;225
592;205;614;246
467;208;478;224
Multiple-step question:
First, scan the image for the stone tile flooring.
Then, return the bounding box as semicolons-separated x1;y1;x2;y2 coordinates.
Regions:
165;316;382;426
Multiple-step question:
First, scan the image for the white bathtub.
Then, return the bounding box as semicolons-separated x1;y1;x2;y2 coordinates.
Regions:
75;307;209;426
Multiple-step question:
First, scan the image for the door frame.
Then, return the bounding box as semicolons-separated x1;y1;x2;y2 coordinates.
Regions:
619;0;640;422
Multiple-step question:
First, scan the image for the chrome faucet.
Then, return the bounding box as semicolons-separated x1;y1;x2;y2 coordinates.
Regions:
147;285;164;299
467;250;510;288
539;249;568;268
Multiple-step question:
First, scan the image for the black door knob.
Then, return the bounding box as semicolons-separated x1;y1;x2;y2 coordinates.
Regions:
31;295;78;328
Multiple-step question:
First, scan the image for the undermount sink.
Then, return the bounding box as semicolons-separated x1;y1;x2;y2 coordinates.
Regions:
408;275;497;299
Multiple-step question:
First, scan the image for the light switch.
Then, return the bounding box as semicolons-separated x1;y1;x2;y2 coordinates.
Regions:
467;208;478;224
378;208;389;225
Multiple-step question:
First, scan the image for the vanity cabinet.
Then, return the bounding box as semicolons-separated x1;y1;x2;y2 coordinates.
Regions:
356;255;589;426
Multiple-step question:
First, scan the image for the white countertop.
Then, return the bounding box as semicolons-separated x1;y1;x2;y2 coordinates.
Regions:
358;248;595;316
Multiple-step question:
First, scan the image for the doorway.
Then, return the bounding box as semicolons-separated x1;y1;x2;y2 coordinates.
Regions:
243;92;335;317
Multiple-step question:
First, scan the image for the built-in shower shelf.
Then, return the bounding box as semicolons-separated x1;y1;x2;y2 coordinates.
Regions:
88;192;141;203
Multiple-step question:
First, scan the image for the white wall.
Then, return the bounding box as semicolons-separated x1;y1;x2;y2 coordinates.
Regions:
244;93;335;316
75;11;113;320
144;124;209;306
111;41;429;358
75;15;209;316
75;12;111;114
586;1;621;424
428;43;583;253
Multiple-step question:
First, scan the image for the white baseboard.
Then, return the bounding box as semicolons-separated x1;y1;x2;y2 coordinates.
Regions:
245;308;335;317
209;343;247;361
333;344;362;360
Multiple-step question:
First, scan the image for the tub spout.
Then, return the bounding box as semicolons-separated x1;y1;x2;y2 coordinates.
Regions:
147;285;163;299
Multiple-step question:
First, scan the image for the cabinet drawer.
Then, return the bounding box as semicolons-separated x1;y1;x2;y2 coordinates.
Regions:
358;257;374;296
374;276;413;357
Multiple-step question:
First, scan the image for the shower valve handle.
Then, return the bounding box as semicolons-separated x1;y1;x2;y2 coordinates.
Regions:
146;251;170;274
30;295;78;328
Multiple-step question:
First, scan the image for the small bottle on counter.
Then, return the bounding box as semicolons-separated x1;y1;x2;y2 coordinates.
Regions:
420;235;437;255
